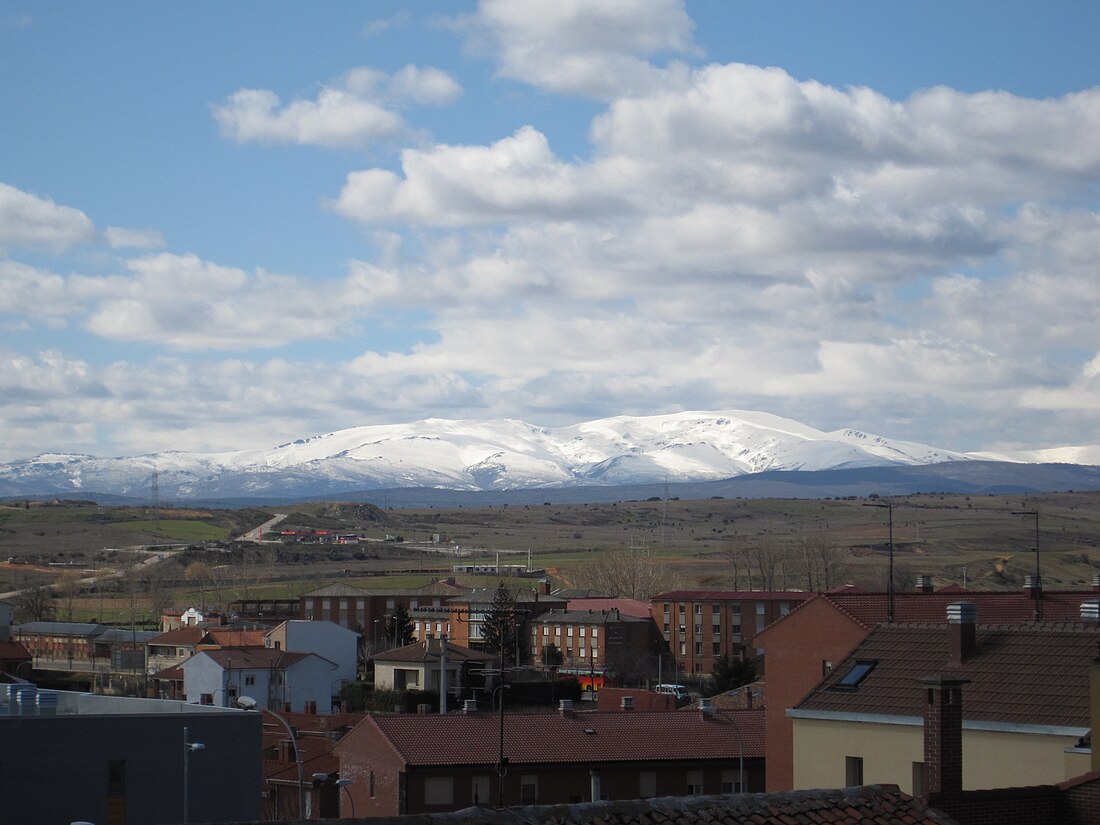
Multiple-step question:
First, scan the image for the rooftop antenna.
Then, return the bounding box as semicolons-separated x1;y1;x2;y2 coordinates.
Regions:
1012;509;1042;620
864;499;895;623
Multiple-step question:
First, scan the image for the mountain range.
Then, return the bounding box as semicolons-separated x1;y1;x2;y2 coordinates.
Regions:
2;410;1099;505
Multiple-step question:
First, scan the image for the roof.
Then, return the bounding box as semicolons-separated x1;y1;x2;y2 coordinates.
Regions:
822;590;1097;629
13;621;107;637
533;608;649;625
300;579;471;599
147;627;207;646
0;640;31;661
451;588;568;606
706;680;766;711
795;622;1100;729
372;639;494;665
652;590;815;602
345;786;957;825
188;647;313;671
565;598;652;618
299;583;370;598
347;708;764;767
552;588;612;599
93;628;158;644
204;629;266;647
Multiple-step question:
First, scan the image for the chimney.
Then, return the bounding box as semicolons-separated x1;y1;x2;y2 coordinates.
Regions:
921;674;969;801
620;695;634;711
417;703;431;714
559;699;574;718
1081;601;1100;624
743;686;753;709
540;578;551;596
1024;574;1042;598
463;699;479;714
699;697;716;719
1093;574;1100;593
916;575;934;594
947;601;977;668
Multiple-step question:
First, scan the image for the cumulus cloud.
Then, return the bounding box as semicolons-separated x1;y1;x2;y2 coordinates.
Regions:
213;64;462;148
0;182;96;250
470;0;697;99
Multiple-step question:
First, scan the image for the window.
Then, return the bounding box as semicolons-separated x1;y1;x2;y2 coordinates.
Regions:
591;627;598;638
580;647;586;659
694;603;702;615
200;693;213;705
639;772;657;798
694;641;702;655
836;661;876;689
712;603;721;615
720;769;740;793
386;599;395;610
695;623;703;635
845;756;864;787
686;770;704;795
520;775;538;803
712;641;721;655
567;626;573;637
663;603;670;615
780;601;791;616
579;626;586;637
424;777;454;805
435;622;442;634
370;771;376;798
543;625;549;636
912;762;924;798
245;674;255;686
663;622;670;632
679;642;686;655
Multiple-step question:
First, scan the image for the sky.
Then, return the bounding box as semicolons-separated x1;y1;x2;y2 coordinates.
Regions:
2;0;1100;462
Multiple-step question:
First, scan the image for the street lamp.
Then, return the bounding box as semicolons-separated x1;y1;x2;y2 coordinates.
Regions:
236;695;304;819
312;773;355;818
183;726;205;825
493;683;510;808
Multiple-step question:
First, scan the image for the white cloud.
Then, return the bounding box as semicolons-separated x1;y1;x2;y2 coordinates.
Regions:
213;64;462;148
104;226;165;250
471;0;697;99
0;182;96;250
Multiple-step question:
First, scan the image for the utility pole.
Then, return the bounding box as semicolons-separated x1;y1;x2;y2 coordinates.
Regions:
864;500;895;623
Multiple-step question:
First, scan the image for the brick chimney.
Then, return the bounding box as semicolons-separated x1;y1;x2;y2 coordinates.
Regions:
921;673;969;801
947;601;977;668
620;695;634;711
1081;601;1100;625
559;699;574;718
916;575;934;594
1093;574;1100;593
1023;574;1042;598
698;697;716;719
743;686;754;709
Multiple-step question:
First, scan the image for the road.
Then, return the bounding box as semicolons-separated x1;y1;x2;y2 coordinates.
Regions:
237;513;288;542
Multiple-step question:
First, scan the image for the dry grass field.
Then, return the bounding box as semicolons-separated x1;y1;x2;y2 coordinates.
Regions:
3;489;1099;626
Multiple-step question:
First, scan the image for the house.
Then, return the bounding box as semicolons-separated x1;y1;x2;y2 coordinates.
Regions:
333;701;765;817
0;686;261;825
649;589;815;677
437;585;567;656
788;601;1100;794
755;582;1100;791
371;637;493;694
146;625;265;673
264;619;359;685
529;608;658;691
14;620;154;671
179;646;341;713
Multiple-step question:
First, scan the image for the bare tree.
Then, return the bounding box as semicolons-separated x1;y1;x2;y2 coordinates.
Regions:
794;533;849;592
748;537;788;591
15;586;55;623
721;538;753;591
563;543;679;600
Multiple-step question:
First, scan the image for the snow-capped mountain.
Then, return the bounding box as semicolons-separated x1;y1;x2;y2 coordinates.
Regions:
0;410;1088;502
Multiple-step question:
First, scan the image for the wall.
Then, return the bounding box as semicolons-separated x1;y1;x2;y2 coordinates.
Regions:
755;597;867;791
792;716;1084;793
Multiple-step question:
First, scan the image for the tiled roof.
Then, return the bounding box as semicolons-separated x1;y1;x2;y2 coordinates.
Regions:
823;590;1096;628
552;588;612;599
356;708;764;766
300;580;471;599
533;609;649;625
192;647;311;671
372;639;494;664
0;640;31;661
347;786;957;825
147;627;207;646
565;598;653;618
706;681;766;711
300;583;370;597
94;628;157;644
13;621;107;637
204;629;266;647
796;622;1100;728
652;590;815;602
450;588;568;605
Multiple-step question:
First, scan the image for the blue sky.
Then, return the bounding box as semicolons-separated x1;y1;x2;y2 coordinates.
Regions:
2;0;1099;461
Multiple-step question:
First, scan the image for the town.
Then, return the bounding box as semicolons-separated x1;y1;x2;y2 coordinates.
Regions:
4;493;1100;825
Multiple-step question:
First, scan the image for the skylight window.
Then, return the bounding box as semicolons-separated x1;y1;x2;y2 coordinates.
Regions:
836;660;876;689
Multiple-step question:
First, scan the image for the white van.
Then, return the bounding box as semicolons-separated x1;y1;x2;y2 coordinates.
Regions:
655;683;691;702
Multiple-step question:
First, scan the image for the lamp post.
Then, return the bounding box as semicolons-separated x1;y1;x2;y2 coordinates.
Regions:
182;726;205;825
312;773;355;818
1013;509;1042;620
864;500;895;623
493;682;510;808
236;696;304;818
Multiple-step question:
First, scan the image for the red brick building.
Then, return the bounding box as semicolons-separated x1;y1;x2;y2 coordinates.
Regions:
650;590;815;677
333;702;764;816
529;608;658;690
299;579;470;638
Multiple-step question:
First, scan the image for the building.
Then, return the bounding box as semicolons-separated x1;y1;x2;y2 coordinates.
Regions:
788;602;1100;794
333;702;764;817
13;620;154;671
437;585;567;655
529;608;658;691
179;646;341;713
0;686;261;825
299;579;471;633
264;619;359;686
756;583;1100;791
371;637;493;694
650;590;815;676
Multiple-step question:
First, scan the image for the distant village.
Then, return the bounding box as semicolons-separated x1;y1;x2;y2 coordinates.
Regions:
5;560;1100;824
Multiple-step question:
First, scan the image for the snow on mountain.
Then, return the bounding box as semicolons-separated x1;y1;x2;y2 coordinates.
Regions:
0;410;1091;501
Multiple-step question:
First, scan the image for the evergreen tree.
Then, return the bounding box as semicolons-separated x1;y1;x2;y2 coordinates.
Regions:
385;604;415;648
711;654;756;694
480;582;521;667
540;642;564;669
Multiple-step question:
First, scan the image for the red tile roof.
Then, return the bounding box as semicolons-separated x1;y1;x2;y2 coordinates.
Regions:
566;598;653;618
0;640;31;661
371;638;494;664
354;708;764;767
197;647;311;670
147;626;207;646
652;590;815;602
204;629;266;647
353;785;957;825
796;622;1100;729
823;590;1094;627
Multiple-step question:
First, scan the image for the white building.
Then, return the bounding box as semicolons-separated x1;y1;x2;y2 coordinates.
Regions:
180;646;340;713
264;619;358;685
